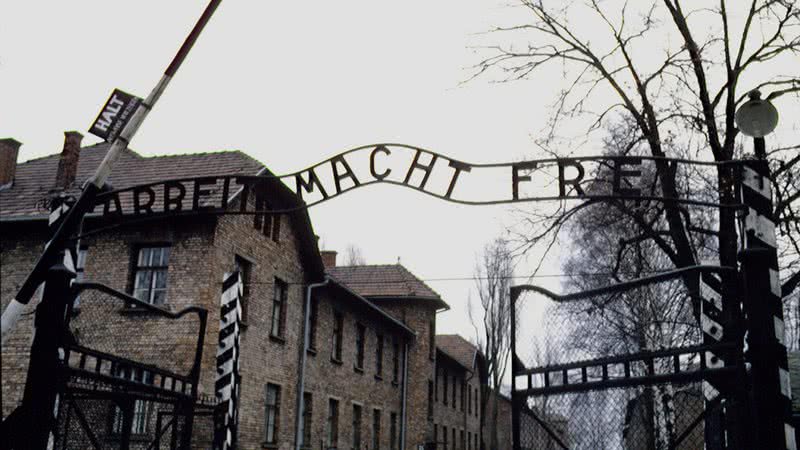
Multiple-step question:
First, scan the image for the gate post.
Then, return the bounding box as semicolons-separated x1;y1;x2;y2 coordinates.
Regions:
17;254;76;449
738;158;796;450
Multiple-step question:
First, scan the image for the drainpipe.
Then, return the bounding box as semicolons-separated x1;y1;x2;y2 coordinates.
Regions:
294;277;329;450
400;341;409;450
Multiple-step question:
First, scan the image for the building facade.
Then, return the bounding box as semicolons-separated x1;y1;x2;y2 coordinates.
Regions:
0;135;517;449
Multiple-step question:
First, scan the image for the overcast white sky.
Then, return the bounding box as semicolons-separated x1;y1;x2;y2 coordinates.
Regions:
2;0;556;342
2;1;796;347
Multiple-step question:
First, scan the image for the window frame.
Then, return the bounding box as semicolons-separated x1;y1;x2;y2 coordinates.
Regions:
429;318;436;360
375;333;384;378
332;311;344;363
308;297;319;352
270;278;288;340
443;369;448;405
352;403;363;450
300;392;312;448
371;408;381;450
264;383;281;445
427;380;434;420
392;337;400;384
327;398;340;448
131;245;171;305
389;412;398;450
354;323;366;372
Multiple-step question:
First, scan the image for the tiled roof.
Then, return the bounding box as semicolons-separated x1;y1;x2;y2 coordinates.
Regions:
437;334;478;371
0;143;264;219
0;143;327;280
326;264;442;300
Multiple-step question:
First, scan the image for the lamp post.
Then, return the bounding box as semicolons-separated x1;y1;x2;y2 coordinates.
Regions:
734;91;797;449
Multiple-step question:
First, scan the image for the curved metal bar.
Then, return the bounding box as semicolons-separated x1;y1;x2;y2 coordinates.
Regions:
73;281;207;320
71;281;208;387
510;265;737;302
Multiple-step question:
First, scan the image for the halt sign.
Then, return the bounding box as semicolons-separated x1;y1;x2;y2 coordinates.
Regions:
89;89;143;142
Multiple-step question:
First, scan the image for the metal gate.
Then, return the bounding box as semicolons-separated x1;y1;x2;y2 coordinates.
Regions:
509;267;745;449
509;159;797;450
52;281;209;449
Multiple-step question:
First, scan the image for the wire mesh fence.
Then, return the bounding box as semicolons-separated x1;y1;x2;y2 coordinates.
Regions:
519;382;709;450
513;279;734;449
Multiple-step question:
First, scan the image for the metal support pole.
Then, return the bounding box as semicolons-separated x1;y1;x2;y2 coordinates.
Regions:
510;287;521;450
738;156;796;450
16;256;76;449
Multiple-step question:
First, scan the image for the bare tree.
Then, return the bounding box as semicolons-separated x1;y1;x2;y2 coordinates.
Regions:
342;244;366;266
472;0;800;344
469;237;515;450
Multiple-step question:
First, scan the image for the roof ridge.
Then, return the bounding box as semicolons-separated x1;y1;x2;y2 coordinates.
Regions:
18;143;135;165
331;263;403;268
134;149;247;159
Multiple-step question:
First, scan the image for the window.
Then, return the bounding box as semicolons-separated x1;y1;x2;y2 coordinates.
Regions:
234;255;252;323
475;388;479;417
355;323;366;371
73;247;87;309
308;298;319;351
390;412;398;450
443;426;448;450
468;386;472;415
392;337;400;383
271;278;288;338
467;432;471;450
271;214;281;242
427;380;434;419
300;392;312;448
327;399;339;447
375;333;384;377
474;433;478;450
461;379;466;411
264;383;281;444
451;376;456;409
372;409;381;450
352;404;362;450
332;311;344;361
452;428;456;450
111;367;153;435
461;430;465;450
133;246;170;304
435;368;440;401
443;370;448;405
434;424;438;445
429;318;436;360
252;198;280;243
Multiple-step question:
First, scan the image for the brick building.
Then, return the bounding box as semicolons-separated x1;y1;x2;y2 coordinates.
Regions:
430;335;484;450
0;135;514;449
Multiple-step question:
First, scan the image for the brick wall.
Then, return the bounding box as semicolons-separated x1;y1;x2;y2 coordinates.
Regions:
0;221;49;418
376;301;438;448
432;357;481;450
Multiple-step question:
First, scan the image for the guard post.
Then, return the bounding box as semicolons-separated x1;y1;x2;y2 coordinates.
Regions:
738;157;796;450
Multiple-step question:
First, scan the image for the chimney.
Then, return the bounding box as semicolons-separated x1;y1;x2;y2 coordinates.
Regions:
55;131;83;189
321;250;338;269
0;138;22;187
